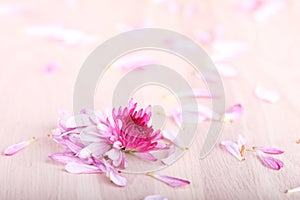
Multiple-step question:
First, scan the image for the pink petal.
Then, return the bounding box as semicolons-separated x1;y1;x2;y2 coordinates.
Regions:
44;61;59;73
144;194;168;200
133;152;157;162
285;186;300;193
49;152;81;164
222;104;243;122
106;148;126;168
4;137;36;156
256;150;283;170
254;147;284;155
221;140;244;161
255;86;280;103
216;63;238;78
108;171;127;187
147;173;190;188
65;162;102;174
60;139;83;153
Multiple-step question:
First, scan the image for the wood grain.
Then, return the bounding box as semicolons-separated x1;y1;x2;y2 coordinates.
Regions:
1;0;300;199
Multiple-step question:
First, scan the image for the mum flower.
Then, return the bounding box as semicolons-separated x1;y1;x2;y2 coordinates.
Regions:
221;135;284;170
49;99;171;187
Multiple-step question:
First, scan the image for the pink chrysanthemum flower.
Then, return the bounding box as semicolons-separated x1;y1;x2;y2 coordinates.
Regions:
49;99;170;186
82;99;169;169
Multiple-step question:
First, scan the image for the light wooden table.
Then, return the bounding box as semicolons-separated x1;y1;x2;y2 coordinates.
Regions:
1;0;300;199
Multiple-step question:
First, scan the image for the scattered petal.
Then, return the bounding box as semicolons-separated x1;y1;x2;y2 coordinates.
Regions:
221;140;245;161
222;104;243;122
44;61;59;73
144;194;168;200
147;173;190;188
253;147;284;155
4;137;36;156
255;86;280;103
256;150;283;170
65;162;103;174
285;186;300;193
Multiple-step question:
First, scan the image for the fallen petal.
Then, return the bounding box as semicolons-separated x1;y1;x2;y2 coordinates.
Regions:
221;140;244;161
222;104;243;123
108;171;127;187
285;186;300;193
256;150;283;170
44;61;59;73
4;137;36;156
144;194;168;200
254;147;284;155
65;162;102;174
255;86;280;103
147;173;190;188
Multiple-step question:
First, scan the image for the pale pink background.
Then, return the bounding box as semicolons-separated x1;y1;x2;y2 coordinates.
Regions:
1;0;300;199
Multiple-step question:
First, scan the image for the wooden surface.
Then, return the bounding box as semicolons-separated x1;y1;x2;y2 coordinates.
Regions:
1;0;300;199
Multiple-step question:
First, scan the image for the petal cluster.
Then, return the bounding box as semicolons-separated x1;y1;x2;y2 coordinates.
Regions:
49;99;187;187
221;135;284;170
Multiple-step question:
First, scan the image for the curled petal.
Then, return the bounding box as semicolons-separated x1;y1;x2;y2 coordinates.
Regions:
255;86;280;103
4;137;36;156
144;194;168;200
65;162;103;174
254;147;284;155
256;150;283;170
222;104;243;123
285;186;300;193
108;171;127;187
221;140;244;161
147;173;190;188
